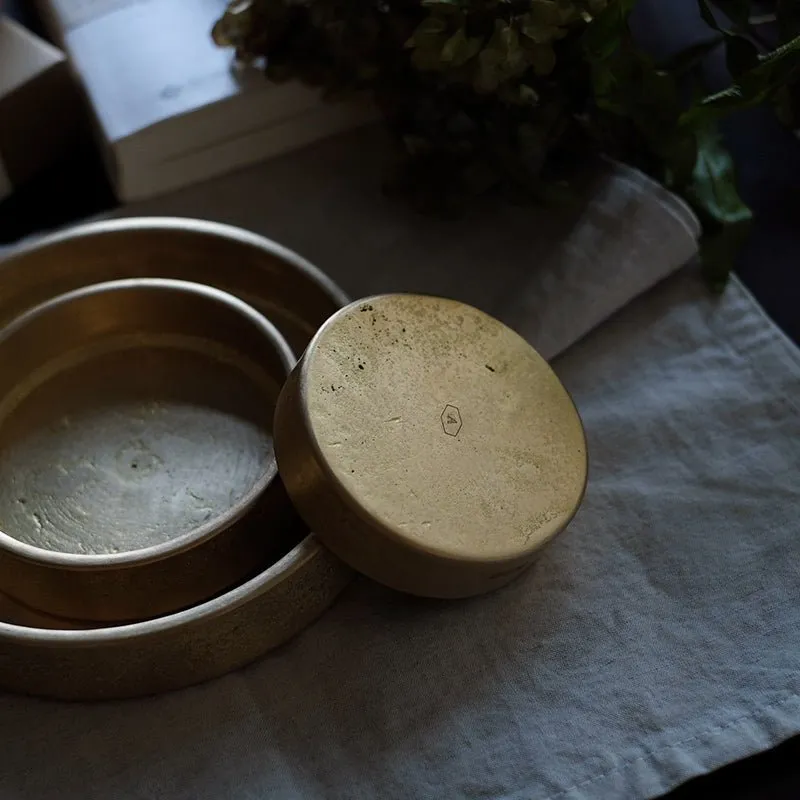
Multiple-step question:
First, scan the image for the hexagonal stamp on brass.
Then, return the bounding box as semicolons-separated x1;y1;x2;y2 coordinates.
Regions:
441;404;462;437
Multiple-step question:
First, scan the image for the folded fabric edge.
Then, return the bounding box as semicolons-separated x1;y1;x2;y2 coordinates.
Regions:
610;159;702;242
503;163;701;362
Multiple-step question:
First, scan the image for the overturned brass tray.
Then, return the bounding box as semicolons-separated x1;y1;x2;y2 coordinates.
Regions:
0;218;354;700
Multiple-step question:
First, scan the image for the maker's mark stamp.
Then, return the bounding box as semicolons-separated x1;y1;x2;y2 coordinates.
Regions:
440;404;462;437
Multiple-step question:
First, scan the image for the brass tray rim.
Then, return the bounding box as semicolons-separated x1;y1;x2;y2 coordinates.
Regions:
4;216;350;313
0;537;321;644
0;277;295;571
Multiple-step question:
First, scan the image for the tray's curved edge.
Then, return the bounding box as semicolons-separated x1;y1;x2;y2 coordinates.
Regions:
1;217;351;309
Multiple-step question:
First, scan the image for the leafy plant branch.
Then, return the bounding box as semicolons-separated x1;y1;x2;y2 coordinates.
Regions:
214;0;800;288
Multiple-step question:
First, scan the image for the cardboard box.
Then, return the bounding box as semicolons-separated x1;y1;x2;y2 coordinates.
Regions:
0;16;78;201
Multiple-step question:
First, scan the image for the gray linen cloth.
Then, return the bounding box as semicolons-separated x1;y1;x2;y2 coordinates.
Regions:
1;128;799;799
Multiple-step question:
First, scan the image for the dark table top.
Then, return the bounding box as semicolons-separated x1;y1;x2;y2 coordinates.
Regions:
1;1;799;797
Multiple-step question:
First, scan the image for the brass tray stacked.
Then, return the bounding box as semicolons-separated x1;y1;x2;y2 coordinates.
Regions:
0;217;589;702
0;218;354;700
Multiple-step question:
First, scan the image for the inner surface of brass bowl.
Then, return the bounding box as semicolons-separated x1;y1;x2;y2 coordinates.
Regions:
0;278;295;620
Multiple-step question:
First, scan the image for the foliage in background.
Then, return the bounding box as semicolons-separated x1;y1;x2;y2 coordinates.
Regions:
214;0;800;288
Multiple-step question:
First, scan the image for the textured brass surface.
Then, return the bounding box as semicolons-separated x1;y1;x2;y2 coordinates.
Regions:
0;218;353;699
275;294;587;598
0;278;294;621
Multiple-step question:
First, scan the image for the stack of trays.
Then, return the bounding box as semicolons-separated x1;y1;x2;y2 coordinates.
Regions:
0;218;588;701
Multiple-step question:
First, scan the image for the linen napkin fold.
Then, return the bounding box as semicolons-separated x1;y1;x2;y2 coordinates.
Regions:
118;125;700;359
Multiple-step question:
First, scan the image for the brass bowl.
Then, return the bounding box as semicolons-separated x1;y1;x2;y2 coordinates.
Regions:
0;278;295;622
0;218;354;697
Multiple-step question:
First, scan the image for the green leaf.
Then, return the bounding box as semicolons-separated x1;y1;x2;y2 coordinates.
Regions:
475;49;503;92
528;43;556;75
527;0;564;27
694;4;759;81
681;32;800;126
499;82;540;106
477;19;529;81
441;28;465;61
752;33;800;85
520;12;566;44
499;21;524;65
411;38;448;70
518;83;539;105
681;84;764;125
405;16;447;49
684;126;752;288
590;57;616;96
587;33;682;149
688;128;750;223
588;0;610;14
458;35;484;66
581;0;637;62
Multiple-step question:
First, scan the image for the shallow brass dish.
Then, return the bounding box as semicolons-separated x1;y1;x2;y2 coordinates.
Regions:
0;278;294;621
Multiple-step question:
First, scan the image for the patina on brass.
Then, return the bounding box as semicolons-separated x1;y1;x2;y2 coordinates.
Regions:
275;294;588;598
0;278;295;621
0;219;353;699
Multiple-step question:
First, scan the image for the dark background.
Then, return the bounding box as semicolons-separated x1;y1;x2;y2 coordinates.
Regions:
1;1;799;796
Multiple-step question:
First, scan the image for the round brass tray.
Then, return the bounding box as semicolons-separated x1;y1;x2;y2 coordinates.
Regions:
0;218;354;700
275;294;588;598
0;278;295;622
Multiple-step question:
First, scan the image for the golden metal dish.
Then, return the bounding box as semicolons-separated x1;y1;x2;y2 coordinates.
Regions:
0;278;295;621
275;294;588;598
0;528;349;701
0;218;353;698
